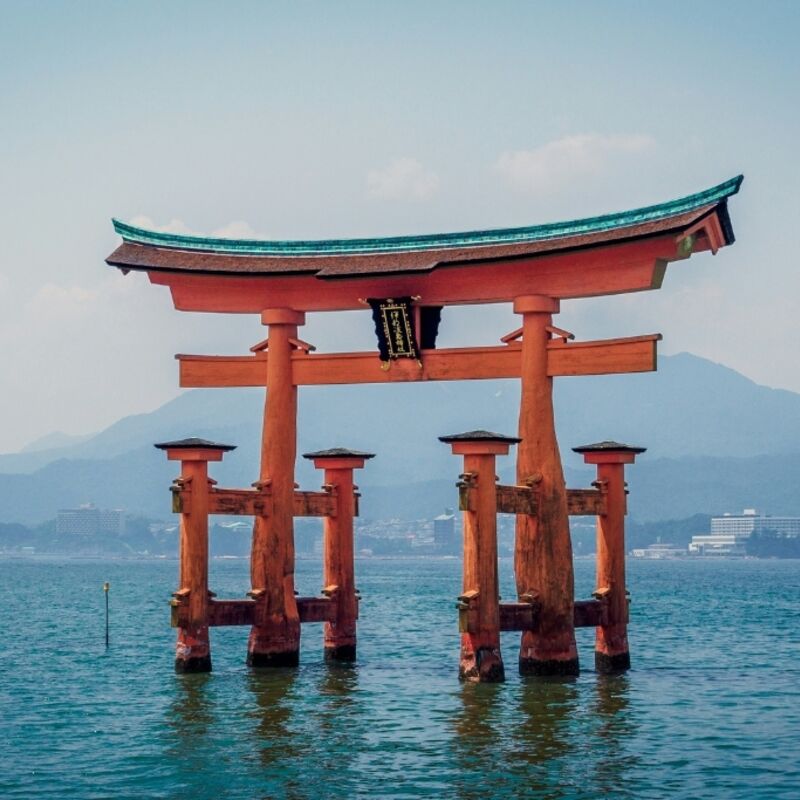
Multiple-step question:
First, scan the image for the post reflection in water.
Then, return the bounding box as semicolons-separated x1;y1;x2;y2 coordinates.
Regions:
164;672;219;782
313;663;360;786
246;667;303;768
592;674;639;796
451;682;510;799
166;673;215;744
245;662;361;798
450;674;637;798
511;677;581;796
315;662;359;735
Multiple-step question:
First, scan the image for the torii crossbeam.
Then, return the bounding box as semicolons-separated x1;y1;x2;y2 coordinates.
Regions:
108;175;742;676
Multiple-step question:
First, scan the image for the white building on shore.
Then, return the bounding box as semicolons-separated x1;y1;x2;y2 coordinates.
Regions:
689;509;800;556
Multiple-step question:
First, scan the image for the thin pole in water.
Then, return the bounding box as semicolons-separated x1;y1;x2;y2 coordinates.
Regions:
104;582;110;647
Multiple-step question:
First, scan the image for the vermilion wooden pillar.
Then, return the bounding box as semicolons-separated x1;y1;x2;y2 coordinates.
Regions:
440;430;519;683
248;308;305;667
574;441;645;673
513;295;579;676
304;448;375;661
155;438;236;673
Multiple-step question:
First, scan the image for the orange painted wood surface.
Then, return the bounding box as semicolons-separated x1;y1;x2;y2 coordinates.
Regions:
459;452;504;682
177;334;659;388
173;597;337;628
183;487;338;517
176;461;210;627
321;466;359;659
546;335;660;377
458;484;606;517
151;233;677;313
515;300;579;675
178;353;268;387
173;459;212;671
594;461;630;668
247;317;301;665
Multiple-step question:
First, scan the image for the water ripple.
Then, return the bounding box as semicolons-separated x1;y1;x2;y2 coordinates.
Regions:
1;556;798;798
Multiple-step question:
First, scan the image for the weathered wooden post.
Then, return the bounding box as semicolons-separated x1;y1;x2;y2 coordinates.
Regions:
155;437;236;673
440;430;519;683
573;441;645;673
514;295;579;676
248;308;305;668
303;448;375;661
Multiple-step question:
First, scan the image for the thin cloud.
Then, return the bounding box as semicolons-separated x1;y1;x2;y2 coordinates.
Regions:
26;283;100;320
128;215;199;235
494;133;655;193
127;216;261;239
211;221;261;239
367;157;440;201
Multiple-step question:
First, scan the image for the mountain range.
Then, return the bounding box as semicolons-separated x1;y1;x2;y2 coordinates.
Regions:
1;352;798;524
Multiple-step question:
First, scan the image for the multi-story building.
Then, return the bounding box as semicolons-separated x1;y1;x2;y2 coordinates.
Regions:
433;509;458;554
689;509;800;555
56;504;126;536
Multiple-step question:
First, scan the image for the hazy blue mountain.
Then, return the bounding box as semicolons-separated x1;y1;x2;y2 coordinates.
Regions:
358;455;800;522
1;352;798;523
19;430;95;453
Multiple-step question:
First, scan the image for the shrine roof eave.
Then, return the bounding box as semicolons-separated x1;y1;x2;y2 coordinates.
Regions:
106;175;742;280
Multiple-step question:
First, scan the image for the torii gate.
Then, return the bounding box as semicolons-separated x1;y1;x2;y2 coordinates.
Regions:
107;175;742;680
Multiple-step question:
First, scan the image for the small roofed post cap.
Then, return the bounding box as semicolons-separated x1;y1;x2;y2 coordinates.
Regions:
572;440;646;465
154;437;237;462
439;429;520;456
302;447;376;469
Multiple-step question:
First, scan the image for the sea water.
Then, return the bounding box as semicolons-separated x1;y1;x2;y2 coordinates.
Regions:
1;556;798;799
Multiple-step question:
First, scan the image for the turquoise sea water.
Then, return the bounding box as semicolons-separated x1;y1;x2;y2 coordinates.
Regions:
1;556;799;799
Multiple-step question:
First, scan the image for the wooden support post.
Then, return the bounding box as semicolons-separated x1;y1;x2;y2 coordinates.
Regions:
440;430;519;683
155;438;236;673
513;295;579;676
574;441;646;673
304;448;375;662
248;308;306;667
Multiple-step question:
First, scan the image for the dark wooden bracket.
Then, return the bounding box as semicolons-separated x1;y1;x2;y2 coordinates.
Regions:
209;487;271;516
567;488;607;516
294;490;338;517
499;599;540;631
456;473;477;512
496;484;539;515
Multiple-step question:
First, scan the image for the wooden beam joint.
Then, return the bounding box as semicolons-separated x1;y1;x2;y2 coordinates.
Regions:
171;596;339;628
496;484;539;515
495;599;607;631
208;487;272;516
574;599;608;627
293;490;338;517
171;485;342;518
499;601;540;631
566;488;607;516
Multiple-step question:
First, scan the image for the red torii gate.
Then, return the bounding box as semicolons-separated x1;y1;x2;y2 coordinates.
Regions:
107;175;742;680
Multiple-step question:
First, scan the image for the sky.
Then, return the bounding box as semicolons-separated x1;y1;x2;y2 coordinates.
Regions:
0;1;798;452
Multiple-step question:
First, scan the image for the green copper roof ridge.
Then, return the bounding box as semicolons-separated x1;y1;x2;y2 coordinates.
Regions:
112;175;742;257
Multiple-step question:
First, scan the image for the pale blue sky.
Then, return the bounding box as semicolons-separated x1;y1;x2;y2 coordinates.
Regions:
0;1;798;450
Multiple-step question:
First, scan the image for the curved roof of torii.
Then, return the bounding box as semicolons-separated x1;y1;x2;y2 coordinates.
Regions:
107;175;742;281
